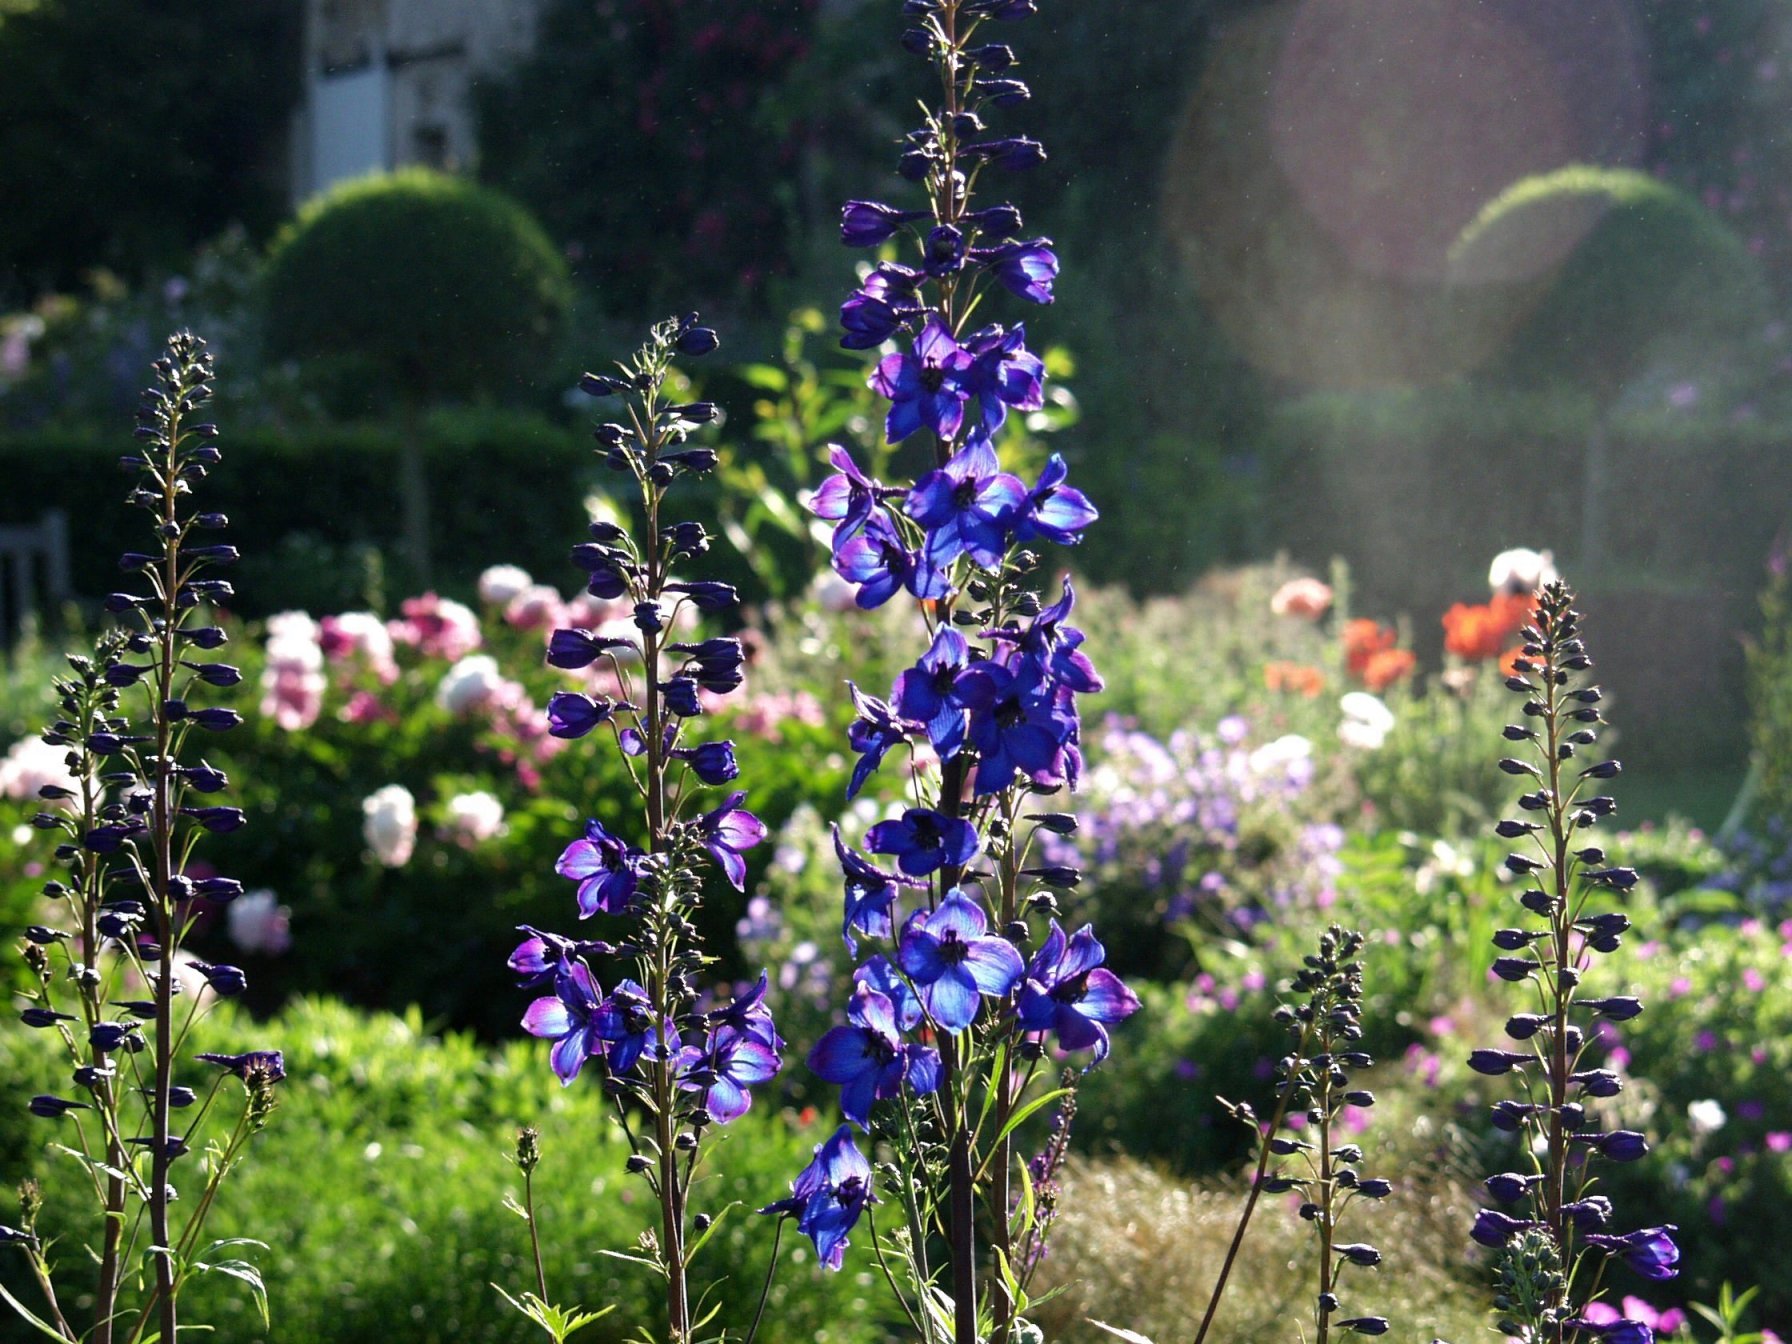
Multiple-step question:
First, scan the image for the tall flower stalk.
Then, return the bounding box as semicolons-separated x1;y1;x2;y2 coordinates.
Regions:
1466;581;1678;1344
4;332;281;1344
769;5;1138;1343
508;316;782;1344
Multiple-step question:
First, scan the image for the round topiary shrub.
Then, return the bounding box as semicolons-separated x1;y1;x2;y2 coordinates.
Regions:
263;167;573;405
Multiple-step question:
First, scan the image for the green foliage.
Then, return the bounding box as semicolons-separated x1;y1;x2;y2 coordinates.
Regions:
0;0;301;300
263;169;573;410
0;998;892;1343
1459;166;1770;401
1745;564;1792;827
0;411;593;618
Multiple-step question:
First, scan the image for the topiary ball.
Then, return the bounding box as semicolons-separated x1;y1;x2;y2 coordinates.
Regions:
263;167;573;407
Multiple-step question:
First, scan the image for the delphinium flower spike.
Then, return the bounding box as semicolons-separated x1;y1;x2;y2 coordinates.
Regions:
4;333;280;1344
1467;582;1676;1344
507;316;782;1344
773;6;1136;1344
1189;928;1390;1344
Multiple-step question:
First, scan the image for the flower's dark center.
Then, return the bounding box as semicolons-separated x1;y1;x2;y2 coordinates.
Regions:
938;931;969;965
920;364;947;393
995;694;1026;728
929;663;957;694
862;1033;896;1066
835;1175;867;1208
1050;970;1090;1004
952;478;979;508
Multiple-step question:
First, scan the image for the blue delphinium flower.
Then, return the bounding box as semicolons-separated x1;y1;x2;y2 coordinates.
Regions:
555;819;644;917
807;985;941;1126
872;315;975;443
1014;921;1140;1063
764;1125;876;1270
522;962;606;1086
699;791;767;891
675;1026;781;1124
846;683;915;799
834;826;923;954
906;438;1028;568
890;627;972;757
897;889;1024;1031
866;808;981;879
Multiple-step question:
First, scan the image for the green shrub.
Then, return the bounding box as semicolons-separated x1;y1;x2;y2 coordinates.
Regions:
264;169;573;410
0;997;892;1343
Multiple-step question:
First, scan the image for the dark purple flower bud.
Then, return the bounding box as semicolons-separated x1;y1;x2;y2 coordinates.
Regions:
1491;957;1539;982
1573;1069;1624;1098
668;401;719;425
661;676;703;718
670;638;745;694
89;1023;141;1052
1573;1129;1649;1161
1579;996;1642;1021
664;581;738;612
1471;1209;1537;1247
105;592;146;613
29;1094;89;1118
1519;888;1557;916
181;762;229;793
1494;819;1538;838
1504;1013;1547;1040
967;43;1016;72
962;137;1046;171
974;77;1030;107
183;626;228;649
0;1224;36;1246
1356;1178;1393;1198
118;552;157;572
1021;865;1081;889
547;628;634;670
1468;1049;1530;1076
1504;854;1546;875
1586;1225;1679;1281
193;876;243;902
570;543;633;600
660;447;720;475
1580;759;1622;779
674;325;719;357
899;25;934;54
1563;1196;1613;1229
104;662;149;687
1491;928;1538;950
1484;1172;1541;1203
24;925;67;944
546;692;616;740
125;1135;189;1160
190;708;241;732
182;806;245;833
182;662;241;687
191;961;247;996
1335;1243;1381;1267
1585;866;1639;890
1489;1100;1544;1132
681;741;740;786
580;372;630;397
633;600;666;633
842;200;930;247
1341;1320;1389;1336
21;1008;76;1028
183;545;238;564
664;522;710;556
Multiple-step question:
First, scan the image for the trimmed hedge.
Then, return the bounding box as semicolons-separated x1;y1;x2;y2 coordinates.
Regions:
2;410;594;614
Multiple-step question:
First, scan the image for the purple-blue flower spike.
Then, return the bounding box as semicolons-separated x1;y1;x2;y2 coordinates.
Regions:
1465;582;1673;1341
789;9;1134;1344
507;317;781;1343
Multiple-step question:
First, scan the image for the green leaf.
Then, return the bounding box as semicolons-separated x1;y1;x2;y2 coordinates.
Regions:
995;1088;1071;1146
194;1256;270;1329
0;1279;73;1341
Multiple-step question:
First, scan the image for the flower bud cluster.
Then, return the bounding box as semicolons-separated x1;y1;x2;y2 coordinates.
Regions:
8;333;279;1341
1467;582;1677;1344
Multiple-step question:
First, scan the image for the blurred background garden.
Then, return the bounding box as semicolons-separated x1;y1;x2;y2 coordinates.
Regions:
3;0;1792;1340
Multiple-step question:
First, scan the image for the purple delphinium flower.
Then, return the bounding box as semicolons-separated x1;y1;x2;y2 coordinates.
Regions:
962;324;1045;443
763;1124;876;1270
809;444;882;543
954;656;1074;794
834;825;923;955
556;819;644;917
839;265;924;349
1585;1226;1680;1281
854;954;924;1031
846;682;914;799
890;627;972;757
897;889;1024;1031
871;315;975;443
194;1050;286;1083
522;962;606;1086
1012;456;1098;548
708;972;783;1052
675;1026;781;1124
833;512;950;610
699;791;767;891
808;985;942;1127
507;926;612;987
975;238;1057;303
1014;921;1140;1063
906;438;1027;569
866;807;981;879
547;691;617;740
842;200;930;247
594;978;678;1074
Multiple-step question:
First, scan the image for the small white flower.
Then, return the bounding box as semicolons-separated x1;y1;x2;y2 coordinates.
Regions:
435;655;503;714
228;889;292;956
0;734;80;801
477;564;533;606
1248;734;1313;777
1338;691;1396;751
362;784;417;867
443;791;506;847
1687;1098;1727;1136
1488;547;1558;595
